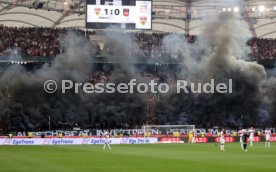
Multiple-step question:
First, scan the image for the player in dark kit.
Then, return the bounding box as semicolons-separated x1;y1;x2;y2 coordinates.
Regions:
242;130;249;152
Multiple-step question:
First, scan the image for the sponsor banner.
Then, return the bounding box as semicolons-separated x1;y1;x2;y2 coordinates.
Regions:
118;138;156;144
0;138;158;146
14;128;276;137
1;138;37;145
215;137;235;143
194;137;208;143
250;136;261;142
270;136;276;142
160;138;183;143
1;137;274;145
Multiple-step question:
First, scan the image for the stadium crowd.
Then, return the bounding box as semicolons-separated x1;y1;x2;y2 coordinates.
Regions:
82;67;176;87
0;25;276;60
248;37;276;60
84;71;111;85
0;26;90;57
0;26;63;57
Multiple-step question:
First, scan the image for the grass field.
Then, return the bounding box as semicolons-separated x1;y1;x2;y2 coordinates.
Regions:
0;143;275;172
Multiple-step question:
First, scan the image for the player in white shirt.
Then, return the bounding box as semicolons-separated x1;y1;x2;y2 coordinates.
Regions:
249;127;255;147
103;130;112;150
238;129;244;150
220;128;225;151
265;129;271;148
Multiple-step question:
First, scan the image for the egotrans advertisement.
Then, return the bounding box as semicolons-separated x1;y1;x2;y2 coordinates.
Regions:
0;138;158;145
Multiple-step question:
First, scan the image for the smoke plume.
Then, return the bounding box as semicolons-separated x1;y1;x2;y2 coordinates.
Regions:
156;1;275;128
0;31;146;131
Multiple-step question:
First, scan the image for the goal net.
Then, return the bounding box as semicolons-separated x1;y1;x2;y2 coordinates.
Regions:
142;125;195;138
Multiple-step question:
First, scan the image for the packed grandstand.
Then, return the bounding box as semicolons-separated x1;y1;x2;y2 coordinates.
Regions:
0;26;276;61
0;0;276;135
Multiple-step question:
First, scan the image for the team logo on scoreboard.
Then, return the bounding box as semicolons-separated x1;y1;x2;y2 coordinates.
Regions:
123;9;129;17
94;8;101;16
140;16;147;26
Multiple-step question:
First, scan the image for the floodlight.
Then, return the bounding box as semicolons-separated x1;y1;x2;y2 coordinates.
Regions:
259;5;265;12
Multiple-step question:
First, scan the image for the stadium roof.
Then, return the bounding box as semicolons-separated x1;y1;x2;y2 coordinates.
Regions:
0;0;276;38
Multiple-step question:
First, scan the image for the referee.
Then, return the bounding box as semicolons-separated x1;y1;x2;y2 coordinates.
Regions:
242;130;249;152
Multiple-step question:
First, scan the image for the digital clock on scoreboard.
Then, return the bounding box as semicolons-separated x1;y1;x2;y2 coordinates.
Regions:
86;0;152;30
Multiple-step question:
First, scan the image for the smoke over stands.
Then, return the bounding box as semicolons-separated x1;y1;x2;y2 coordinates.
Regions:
0;1;276;131
155;11;274;128
0;32;146;131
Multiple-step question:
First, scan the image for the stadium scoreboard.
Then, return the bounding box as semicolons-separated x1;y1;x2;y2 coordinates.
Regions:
86;0;152;30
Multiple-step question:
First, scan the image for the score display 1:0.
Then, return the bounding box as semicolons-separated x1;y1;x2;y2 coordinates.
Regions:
104;8;120;15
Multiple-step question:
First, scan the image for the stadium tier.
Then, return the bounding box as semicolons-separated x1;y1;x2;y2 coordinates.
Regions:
0;26;275;62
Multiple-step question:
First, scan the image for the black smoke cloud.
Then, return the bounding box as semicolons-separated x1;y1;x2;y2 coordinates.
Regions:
0;32;94;131
156;10;275;128
86;29;147;129
0;32;146;131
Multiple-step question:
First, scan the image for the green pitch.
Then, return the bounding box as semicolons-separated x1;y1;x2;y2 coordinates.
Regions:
0;143;275;172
